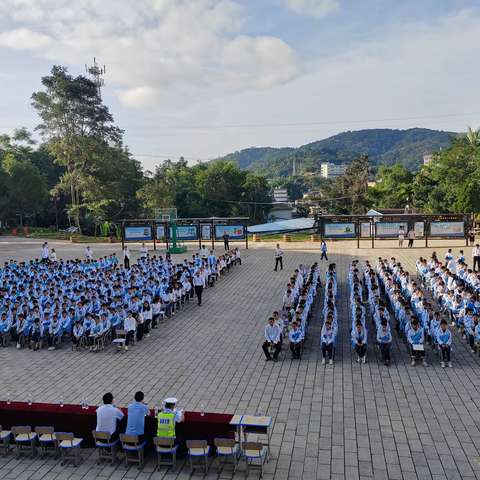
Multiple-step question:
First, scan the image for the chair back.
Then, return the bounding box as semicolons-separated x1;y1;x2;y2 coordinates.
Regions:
243;442;263;453
55;432;74;444
92;431;111;443
154;436;175;448
35;426;54;436
12;426;31;436
214;438;235;449
120;434;139;447
186;439;208;451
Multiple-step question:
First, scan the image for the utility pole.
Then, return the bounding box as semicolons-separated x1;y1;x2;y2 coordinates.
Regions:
85;57;106;99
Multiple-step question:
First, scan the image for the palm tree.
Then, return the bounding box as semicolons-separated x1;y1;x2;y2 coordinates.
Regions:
466;126;480;147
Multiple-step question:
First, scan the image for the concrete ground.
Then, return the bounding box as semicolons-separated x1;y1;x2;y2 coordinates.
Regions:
0;237;479;480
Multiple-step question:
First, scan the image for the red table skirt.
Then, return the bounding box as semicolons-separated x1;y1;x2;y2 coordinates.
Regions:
0;401;234;454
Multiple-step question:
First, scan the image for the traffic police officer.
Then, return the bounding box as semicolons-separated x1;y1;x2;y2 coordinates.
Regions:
156;397;184;437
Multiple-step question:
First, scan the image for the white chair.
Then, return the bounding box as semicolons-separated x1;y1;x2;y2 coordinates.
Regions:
186;439;210;475
154;436;178;470
214;438;240;473
12;426;37;457
0;425;11;455
55;432;83;466
112;329;127;352
35;426;57;458
242;442;268;478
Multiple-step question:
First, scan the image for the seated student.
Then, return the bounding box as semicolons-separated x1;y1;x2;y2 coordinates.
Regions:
377;318;392;366
124;311;136;350
151;296;162;328
262;317;282;362
407;319;427;366
96;392;124;441
464;310;477;352
352;321;368;363
47;314;62;351
30;318;44;351
320;317;336;365
72;320;84;348
141;301;152;338
436;319;453;368
125;391;149;443
288;321;303;359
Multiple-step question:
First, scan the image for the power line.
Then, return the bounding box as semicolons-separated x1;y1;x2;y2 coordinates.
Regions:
121;111;480;131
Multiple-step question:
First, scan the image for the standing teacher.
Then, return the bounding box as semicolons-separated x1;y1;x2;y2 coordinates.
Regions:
274;244;283;271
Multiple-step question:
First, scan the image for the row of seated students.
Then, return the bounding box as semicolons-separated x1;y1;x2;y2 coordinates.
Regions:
377;257;453;367
0;248;241;352
262;263;320;361
320;263;337;365
417;250;480;356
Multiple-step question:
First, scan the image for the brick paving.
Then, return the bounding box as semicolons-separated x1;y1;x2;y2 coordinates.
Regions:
1;237;480;479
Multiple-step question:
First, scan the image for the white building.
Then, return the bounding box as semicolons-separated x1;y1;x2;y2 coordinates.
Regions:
423;154;433;165
320;163;347;178
273;188;289;203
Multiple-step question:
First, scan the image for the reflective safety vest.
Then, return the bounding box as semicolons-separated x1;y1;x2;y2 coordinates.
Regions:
157;412;176;437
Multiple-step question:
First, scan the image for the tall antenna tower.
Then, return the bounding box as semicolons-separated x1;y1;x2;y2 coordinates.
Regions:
85;57;106;98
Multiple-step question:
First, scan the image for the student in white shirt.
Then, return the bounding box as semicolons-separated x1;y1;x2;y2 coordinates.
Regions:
262;317;282;361
41;242;49;263
85;246;93;261
473;244;480;272
50;249;57;262
274;244;283;272
96;392;124;441
124;311;136;349
139;243;148;259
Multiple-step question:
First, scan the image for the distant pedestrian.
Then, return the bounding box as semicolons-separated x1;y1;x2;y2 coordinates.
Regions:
320;240;328;261
223;233;230;250
473;244;480;272
123;246;130;269
274;244;283;271
407;229;415;248
41;242;49;263
398;226;405;248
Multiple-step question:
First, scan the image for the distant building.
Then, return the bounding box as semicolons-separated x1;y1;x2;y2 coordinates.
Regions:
270;188;294;221
320;163;347;178
423;154;433;165
273;188;289;203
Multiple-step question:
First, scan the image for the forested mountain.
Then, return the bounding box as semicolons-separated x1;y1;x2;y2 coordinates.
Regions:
218;128;455;177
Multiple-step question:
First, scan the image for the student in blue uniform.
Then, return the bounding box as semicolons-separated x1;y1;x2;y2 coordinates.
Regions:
352;321;368;364
436;319;453;368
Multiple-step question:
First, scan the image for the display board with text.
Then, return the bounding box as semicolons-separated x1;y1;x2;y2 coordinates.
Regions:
324;223;356;238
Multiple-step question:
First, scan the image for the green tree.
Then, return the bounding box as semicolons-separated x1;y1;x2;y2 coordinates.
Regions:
31;65;123;230
368;164;414;208
2;152;48;225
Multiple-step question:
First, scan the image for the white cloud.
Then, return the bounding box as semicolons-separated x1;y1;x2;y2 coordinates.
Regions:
0;28;52;49
282;0;339;18
0;0;300;108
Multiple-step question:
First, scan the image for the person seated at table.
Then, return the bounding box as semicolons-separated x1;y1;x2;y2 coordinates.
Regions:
351;320;368;364
436;319;453;368
407;318;427;366
320;317;336;365
96;392;124;442
125;391;149;443
157;397;184;439
262;317;282;362
288;321;303;359
377;318;392;366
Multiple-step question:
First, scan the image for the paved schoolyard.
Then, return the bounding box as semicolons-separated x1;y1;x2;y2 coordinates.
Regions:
0;237;480;480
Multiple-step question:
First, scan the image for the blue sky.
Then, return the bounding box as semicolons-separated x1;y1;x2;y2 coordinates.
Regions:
0;0;479;169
